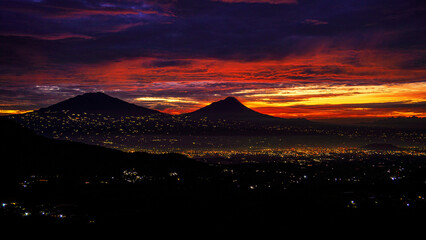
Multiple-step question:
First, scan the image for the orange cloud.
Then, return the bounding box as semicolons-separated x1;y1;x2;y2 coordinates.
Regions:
66;49;425;86
1;49;424;119
0;110;33;116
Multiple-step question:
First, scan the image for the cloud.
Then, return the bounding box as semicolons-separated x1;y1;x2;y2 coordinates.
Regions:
253;101;426;119
1;0;425;118
302;19;328;25
288;101;426;110
0;0;168;18
2;0;425;66
0;32;94;40
214;0;297;4
146;59;193;68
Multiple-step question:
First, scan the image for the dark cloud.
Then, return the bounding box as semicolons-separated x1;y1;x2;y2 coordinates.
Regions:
215;0;297;4
302;19;328;26
147;59;193;68
398;56;426;70
289;101;426;110
300;66;347;76
0;0;167;18
1;0;424;66
0;83;107;110
347;102;426;110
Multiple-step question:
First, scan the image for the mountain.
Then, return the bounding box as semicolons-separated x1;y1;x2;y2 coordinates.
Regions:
314;116;426;130
186;96;277;121
361;143;402;151
186;96;310;123
366;117;426;129
39;92;164;116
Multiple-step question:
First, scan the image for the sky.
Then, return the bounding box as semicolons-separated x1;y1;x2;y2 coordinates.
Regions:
0;0;425;119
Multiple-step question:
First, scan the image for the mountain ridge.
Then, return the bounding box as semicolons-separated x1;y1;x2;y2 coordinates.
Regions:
361;143;403;151
186;96;310;123
0;117;208;183
34;92;310;123
186;96;276;120
39;92;164;116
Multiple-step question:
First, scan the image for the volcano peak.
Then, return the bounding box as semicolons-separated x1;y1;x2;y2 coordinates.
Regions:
186;96;276;121
39;92;162;116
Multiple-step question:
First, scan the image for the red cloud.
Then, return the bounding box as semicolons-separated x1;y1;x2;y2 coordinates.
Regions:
1;47;424;119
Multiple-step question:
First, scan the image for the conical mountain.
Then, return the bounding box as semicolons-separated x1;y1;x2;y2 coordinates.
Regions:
39;92;163;116
186;97;280;121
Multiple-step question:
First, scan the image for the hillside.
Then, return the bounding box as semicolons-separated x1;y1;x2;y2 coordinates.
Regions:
0;118;208;182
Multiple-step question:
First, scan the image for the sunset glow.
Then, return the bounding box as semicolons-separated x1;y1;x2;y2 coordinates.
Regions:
0;0;424;119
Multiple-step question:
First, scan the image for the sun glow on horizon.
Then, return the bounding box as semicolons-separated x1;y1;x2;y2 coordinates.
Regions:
0;110;34;116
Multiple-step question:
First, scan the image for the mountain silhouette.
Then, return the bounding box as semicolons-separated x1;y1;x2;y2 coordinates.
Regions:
367;116;426;129
39;92;163;116
186;96;284;122
361;143;402;151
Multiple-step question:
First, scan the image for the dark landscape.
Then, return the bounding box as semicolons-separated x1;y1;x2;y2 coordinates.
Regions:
1;0;425;234
1;93;425;232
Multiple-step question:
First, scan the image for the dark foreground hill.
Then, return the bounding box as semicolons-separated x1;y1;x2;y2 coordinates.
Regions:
0;118;207;182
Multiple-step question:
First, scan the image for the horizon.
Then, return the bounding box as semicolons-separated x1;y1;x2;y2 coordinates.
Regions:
1;91;425;121
0;1;425;119
0;91;424;121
